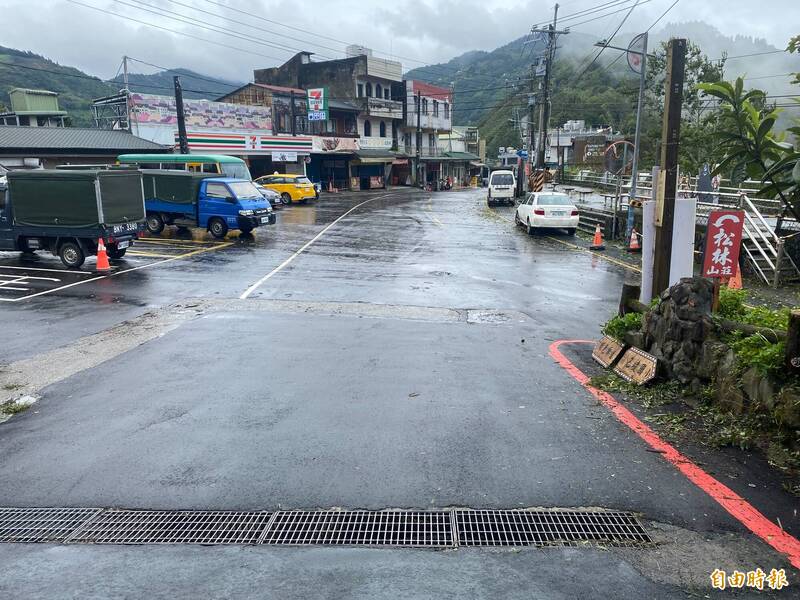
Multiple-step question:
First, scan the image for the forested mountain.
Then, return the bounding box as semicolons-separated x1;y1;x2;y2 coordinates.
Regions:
0;46;114;126
108;69;242;101
405;22;798;158
0;45;242;127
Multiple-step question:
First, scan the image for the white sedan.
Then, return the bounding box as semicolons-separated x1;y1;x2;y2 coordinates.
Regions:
514;192;579;235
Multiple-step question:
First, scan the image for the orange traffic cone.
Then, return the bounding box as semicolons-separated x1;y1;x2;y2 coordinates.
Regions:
728;266;742;290
590;223;605;250
96;238;111;272
628;228;641;253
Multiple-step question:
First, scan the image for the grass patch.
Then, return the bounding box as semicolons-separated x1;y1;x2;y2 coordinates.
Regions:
0;401;31;416
2;383;22;391
589;373;681;409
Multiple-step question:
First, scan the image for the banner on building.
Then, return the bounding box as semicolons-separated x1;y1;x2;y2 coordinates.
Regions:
131;93;272;130
272;151;298;162
307;87;328;121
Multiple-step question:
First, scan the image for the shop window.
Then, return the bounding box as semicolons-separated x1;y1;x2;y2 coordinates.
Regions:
344;116;357;135
366;82;373;98
364;120;371;137
379;121;386;138
428;133;435;149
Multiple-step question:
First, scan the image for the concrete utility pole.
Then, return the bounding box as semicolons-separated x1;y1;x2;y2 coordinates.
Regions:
173;76;189;155
531;5;569;176
122;55;132;133
627;33;648;242
416;90;422;187
652;39;687;296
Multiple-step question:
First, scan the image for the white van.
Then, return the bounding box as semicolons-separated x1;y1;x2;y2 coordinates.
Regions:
487;170;516;206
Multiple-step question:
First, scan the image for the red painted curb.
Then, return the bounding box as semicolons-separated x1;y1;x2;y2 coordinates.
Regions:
549;339;800;571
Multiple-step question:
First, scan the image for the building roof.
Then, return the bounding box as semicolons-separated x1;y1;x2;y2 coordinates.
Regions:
0;126;169;154
329;99;360;112
443;151;479;160
408;80;452;100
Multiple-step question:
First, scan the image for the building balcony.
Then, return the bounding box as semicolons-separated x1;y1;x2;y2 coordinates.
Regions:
359;97;403;119
404;113;452;132
402;144;446;158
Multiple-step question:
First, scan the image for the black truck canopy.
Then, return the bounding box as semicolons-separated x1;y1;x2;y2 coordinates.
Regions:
141;170;217;205
7;169;145;228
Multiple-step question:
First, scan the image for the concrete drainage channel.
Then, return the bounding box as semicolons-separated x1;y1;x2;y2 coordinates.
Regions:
0;508;651;548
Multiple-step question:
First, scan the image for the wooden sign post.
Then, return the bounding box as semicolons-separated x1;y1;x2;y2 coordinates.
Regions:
593;336;626;368
614;347;658;385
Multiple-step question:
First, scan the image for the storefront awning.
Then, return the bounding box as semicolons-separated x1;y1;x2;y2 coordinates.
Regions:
353;149;398;164
443;151;480;161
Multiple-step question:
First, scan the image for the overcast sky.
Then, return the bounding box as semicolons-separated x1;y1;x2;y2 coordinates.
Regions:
2;0;797;82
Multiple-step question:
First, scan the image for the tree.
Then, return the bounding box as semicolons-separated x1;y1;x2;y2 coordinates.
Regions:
698;78;800;224
639;41;726;175
789;34;799;86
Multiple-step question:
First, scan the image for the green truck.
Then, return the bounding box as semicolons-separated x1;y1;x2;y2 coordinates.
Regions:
0;169;146;268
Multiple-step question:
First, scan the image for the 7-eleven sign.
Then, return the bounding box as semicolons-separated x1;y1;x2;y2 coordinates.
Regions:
307;87;328;121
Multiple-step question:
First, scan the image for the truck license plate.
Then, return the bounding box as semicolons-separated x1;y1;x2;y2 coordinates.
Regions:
118;241;130;249
260;216;269;224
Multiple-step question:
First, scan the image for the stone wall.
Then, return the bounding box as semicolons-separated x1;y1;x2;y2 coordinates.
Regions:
626;277;798;429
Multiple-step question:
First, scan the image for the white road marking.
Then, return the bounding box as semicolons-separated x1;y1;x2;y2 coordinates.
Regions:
0;265;95;275
239;192;396;299
1;243;231;302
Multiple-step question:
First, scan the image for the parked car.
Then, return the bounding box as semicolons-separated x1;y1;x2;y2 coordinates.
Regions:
255;173;316;204
487;170;516;206
255;184;282;209
514;192;579;235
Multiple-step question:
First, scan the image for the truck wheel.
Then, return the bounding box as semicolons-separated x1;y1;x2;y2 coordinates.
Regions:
208;218;229;239
281;193;292;205
147;213;165;234
59;241;85;269
107;245;127;259
526;219;534;236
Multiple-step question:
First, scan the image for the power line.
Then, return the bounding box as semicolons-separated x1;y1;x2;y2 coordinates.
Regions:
573;0;642;83
646;0;681;32
65;0;286;62
110;0;308;59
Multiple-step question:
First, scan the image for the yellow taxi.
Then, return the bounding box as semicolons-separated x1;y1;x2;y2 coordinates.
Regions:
255;173;317;204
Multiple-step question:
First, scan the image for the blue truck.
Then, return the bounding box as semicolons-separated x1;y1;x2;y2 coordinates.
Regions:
142;170;275;239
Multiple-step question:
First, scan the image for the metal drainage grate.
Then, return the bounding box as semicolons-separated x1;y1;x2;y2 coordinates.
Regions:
456;510;651;547
261;510;454;546
0;508;102;543
67;510;272;545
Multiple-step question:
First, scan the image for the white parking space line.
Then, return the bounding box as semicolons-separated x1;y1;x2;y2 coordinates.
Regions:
2;241;233;302
0;265;95;275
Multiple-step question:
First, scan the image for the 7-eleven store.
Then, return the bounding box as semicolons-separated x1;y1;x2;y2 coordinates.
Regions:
180;131;313;178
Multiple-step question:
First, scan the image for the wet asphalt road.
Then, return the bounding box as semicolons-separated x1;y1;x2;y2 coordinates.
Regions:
0;188;796;598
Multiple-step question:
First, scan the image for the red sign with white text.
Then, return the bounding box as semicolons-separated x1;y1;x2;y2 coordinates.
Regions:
702;210;745;278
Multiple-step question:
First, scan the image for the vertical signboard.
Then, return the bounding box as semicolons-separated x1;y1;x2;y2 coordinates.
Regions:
702;210;745;278
307;87;328;121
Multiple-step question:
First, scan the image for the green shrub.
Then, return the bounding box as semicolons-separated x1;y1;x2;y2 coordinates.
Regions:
718;288;747;320
741;306;790;330
730;333;786;377
602;312;643;341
